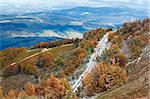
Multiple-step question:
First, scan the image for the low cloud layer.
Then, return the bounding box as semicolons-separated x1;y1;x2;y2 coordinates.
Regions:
0;0;149;14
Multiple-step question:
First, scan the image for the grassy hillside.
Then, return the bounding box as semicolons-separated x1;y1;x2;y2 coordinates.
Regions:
97;54;149;99
0;18;149;98
79;18;150;98
0;44;76;95
95;19;150;98
0;27;109;98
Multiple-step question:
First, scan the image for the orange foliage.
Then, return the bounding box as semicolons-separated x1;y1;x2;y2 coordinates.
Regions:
83;62;126;95
64;60;74;74
108;32;116;41
0;48;27;68
0;87;3;97
75;48;86;58
21;75;75;98
0;75;75;98
37;53;54;68
8;90;15;98
34;39;75;49
117;53;126;67
83;73;94;96
24;83;36;96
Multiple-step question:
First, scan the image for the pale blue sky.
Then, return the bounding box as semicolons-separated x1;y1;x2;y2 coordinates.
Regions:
0;0;149;14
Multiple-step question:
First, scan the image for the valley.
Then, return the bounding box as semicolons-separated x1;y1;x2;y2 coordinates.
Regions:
0;6;149;50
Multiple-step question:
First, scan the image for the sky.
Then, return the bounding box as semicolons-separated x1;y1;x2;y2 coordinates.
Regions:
0;0;149;14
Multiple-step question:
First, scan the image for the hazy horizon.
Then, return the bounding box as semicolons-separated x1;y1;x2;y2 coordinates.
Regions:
0;0;149;14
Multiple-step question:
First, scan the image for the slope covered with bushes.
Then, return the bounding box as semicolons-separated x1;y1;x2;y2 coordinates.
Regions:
0;18;149;98
81;18;150;98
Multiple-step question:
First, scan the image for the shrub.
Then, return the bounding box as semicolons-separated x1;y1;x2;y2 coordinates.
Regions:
83;62;126;95
0;48;27;68
36;53;54;68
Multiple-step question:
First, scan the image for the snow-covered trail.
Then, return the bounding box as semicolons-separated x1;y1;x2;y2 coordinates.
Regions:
72;33;110;92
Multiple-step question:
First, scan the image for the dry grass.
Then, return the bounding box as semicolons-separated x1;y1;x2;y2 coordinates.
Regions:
0;44;76;94
97;58;150;99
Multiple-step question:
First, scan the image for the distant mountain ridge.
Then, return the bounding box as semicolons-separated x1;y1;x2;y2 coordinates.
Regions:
0;37;62;50
0;6;149;49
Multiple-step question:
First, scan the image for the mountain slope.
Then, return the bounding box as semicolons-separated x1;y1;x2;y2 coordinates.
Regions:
97;52;149;99
0;18;149;99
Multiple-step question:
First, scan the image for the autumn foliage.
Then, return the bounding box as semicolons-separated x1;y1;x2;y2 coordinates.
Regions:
0;75;76;98
80;28;108;52
4;59;38;76
83;62;126;96
83;18;150;96
58;28;109;77
62;48;87;75
33;39;78;49
1;18;149;98
0;48;27;68
99;44;126;67
36;53;54;68
3;52;55;76
120;18;150;59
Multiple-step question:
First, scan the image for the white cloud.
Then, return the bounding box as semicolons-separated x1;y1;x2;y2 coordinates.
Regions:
91;0;149;10
38;30;83;39
64;31;83;39
10;31;36;37
70;21;84;26
39;30;61;38
0;20;11;23
0;0;97;13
